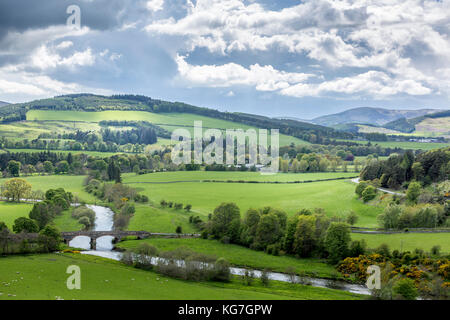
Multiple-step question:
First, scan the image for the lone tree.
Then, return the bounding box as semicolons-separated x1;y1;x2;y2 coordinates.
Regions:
324;222;351;264
7;160;21;177
1;178;32;202
406;181;421;204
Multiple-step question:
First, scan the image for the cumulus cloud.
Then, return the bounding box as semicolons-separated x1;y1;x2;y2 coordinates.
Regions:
281;71;432;98
145;0;449;99
146;0;165;12
175;54;313;91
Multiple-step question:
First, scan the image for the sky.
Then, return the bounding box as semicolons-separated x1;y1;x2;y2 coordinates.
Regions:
0;0;449;119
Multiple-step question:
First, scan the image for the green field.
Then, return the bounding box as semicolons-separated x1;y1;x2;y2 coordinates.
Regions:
0;253;362;300
0;175;96;203
337;139;449;151
127;205;197;234
122;171;358;183
52;209;83;232
0;202;33;229
117;238;340;279
26;110;309;147
351;233;450;254
123;174;382;227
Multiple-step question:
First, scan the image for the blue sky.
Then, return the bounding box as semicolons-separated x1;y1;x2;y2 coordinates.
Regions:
0;0;449;119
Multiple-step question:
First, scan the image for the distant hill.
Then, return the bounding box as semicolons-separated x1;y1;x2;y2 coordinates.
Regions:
383;109;450;136
0;101;9;107
0;94;351;142
311;107;439;127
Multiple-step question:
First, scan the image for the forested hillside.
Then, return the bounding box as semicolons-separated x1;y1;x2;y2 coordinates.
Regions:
0;94;351;143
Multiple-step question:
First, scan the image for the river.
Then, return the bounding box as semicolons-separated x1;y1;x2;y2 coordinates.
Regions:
69;205;370;296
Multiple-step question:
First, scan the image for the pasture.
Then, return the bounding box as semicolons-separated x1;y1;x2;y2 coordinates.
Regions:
337;139;449;151
0;175;96;203
124;174;383;227
0;253;362;300
0;202;33;229
127;205;197;234
122;171;358;183
351;233;450;254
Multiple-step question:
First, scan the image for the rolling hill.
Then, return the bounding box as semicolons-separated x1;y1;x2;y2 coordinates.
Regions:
0;94;351;145
311;107;439;127
383;110;450;137
0;101;9;107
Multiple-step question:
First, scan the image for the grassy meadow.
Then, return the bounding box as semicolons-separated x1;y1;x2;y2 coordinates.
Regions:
351;233;450;254
0;253;362;300
0;175;96;203
337;139;449;151
0;202;33;229
123;174;382;227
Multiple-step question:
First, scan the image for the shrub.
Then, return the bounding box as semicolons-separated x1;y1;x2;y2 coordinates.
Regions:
355;181;369;197
349;240;366;257
241;269;255;286
346;211;358;225
174;203;183;210
431;245;441;256
393;278;418;300
260;269;270;287
212;258;231;282
362;185;377;202
78;216;92;230
375;243;391;258
184;204;192;212
135;243;159;256
175;226;182;234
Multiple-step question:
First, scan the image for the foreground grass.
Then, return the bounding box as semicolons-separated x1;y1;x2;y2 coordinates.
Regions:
352;233;450;254
125;178;382;227
116;238;340;279
0;254;361;300
0;202;33;229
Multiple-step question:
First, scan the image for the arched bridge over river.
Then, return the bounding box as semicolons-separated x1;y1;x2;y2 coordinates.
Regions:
61;231;200;250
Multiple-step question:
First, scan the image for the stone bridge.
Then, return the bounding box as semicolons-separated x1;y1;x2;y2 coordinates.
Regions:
61;231;152;250
61;231;200;250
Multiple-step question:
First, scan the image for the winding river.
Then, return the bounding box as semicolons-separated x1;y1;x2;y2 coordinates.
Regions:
69;205;370;296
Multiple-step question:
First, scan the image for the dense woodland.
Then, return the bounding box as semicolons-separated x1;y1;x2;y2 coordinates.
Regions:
361;148;450;188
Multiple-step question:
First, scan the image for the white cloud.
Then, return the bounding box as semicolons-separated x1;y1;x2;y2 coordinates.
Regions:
30;45;95;70
146;0;164;12
145;0;450;98
0;25;111;102
175;55;313;91
280;71;432;98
